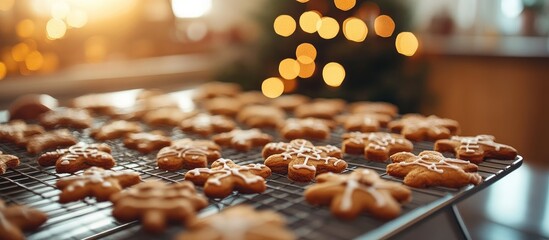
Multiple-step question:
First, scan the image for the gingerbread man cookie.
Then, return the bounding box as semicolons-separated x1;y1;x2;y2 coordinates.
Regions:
435;135;518;163
236;105;286;128
185;158;271;198
26;129;77;154
270;94;310;111
388;114;460;141
0;151;20;175
39;108;92;129
387;151;482;188
262;139;347;182
212;129;273;152
56;167;141;203
305;169;411;220
90;120;142;141
156;139;221;171
176;205;296;240
142;108;198;127
279;118;334;140
192;81;242;101
110;181;208;233
294;98;346;120
337;113;392;132
342;132;413;161
70;93;118;116
0;200;48;240
237;91;271;106
0;120;45;146
123;132;172;154
203;97;243;117
180;113;236;136
348;101;399;117
37;142;115;173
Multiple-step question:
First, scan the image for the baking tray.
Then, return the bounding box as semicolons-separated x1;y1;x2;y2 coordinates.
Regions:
0;111;522;240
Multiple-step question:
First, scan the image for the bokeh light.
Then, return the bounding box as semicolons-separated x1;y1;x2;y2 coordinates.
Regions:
274;15;296;37
262;77;284;98
343;17;368;42
395;32;419;56
334;0;356;11
299;11;322;34
16;19;35;38
296;0;309;3
279;58;300;80
322;62;345;87
85;36;107;62
11;43;30;62
295;43;317;64
51;1;70;20
0;62;6;80
67;10;88;28
41;52;59;73
46;18;67;39
25;51;44;71
317;17;339;39
171;0;212;18
283;78;297;93
0;0;14;11
374;15;395;37
298;61;315;78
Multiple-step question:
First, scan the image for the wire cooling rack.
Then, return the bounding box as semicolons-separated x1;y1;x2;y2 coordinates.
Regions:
0;119;522;240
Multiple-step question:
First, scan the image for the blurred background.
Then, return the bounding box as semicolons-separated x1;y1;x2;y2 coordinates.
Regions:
0;0;548;239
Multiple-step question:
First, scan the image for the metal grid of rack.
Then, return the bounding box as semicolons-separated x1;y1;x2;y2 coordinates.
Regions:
0;119;522;240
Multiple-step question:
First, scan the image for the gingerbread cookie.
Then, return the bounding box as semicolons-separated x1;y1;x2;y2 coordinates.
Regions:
237;105;286;128
90;120;142;141
37;142;115;173
348;101;399;117
156;138;221;171
26;129;77;154
279;118;334;140
0;200;48;240
342;132;413;161
8;94;58;121
0;120;45;146
270;94;310;111
387;151;482;188
262;139;347;182
388;114;460;141
142;108;197;126
294;98;346;120
237;91;271;106
305;169;411;220
435;135;518;163
185;158;271;198
337;113;392;132
123;132;172;154
180;113;236;136
192;81;242;101
56;167;141;203
71;93;118;116
39;108;92;129
110;181;208;233
212;129;273;152
0;152;20;175
203;97;243;117
176;205;296;240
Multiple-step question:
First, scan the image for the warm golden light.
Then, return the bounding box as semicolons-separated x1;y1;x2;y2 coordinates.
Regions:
374;15;395;37
85;36;107;62
395;32;419;56
298;61;315;78
262;77;284;98
296;0;309;3
279;58;300;80
51;1;70;20
343;17;368;42
299;11;321;34
0;0;14;11
25;51;44;71
41;52;59;73
46;18;67;39
171;0;212;18
16;19;35;38
323;62;345;87
334;0;356;11
0;62;6;80
295;43;317;64
67;10;88;28
283;79;297;93
274;15;296;37
11;43;30;62
317;17;339;39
